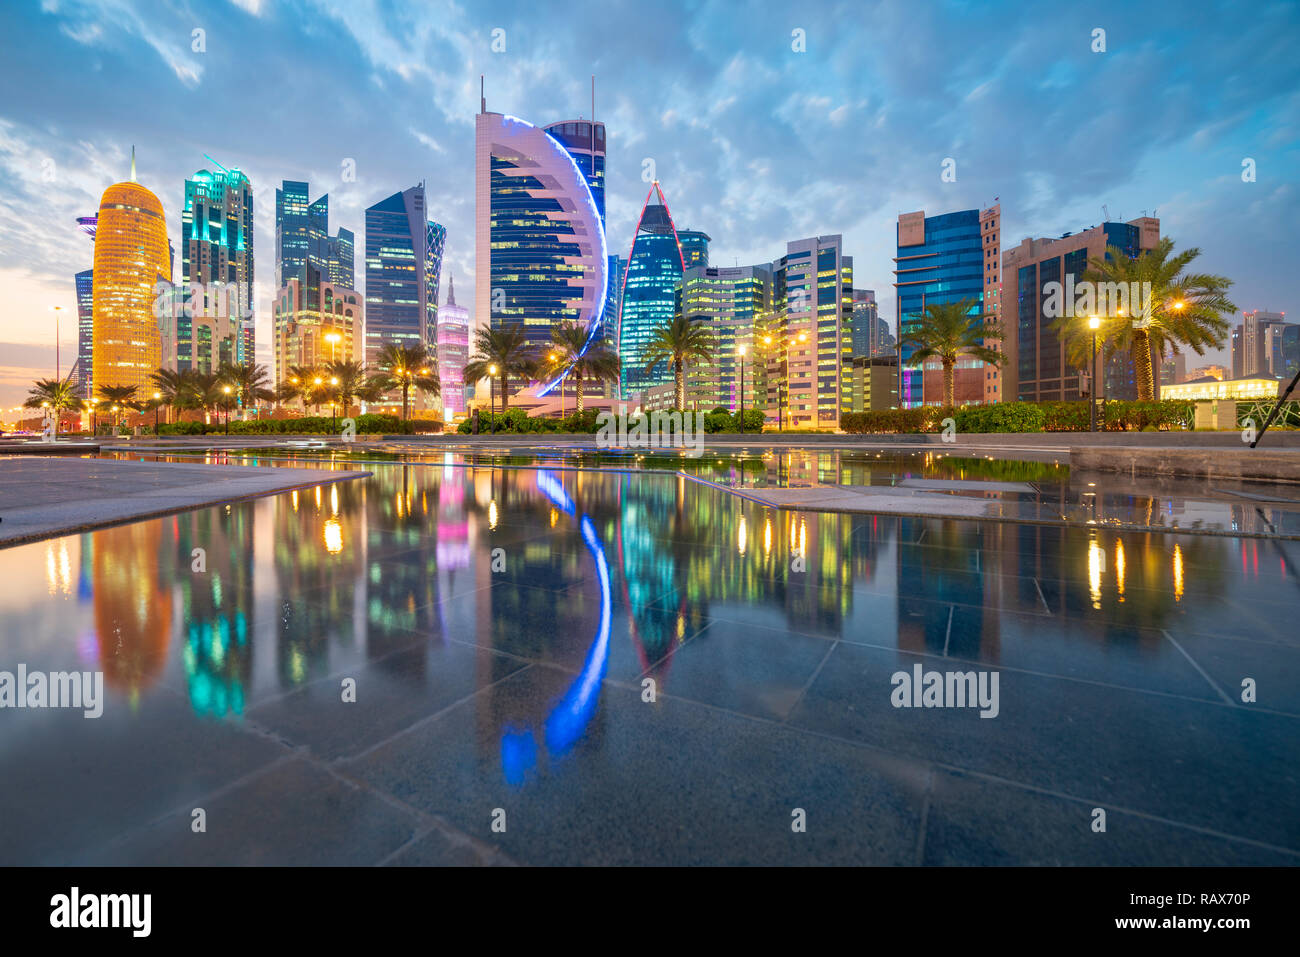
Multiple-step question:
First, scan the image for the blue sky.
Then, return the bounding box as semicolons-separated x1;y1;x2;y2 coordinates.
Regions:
1;0;1297;407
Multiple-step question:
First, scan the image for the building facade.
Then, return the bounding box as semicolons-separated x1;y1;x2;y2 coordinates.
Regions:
475;108;607;385
1234;310;1289;379
680;264;771;411
764;235;853;428
272;261;364;388
619;182;684;398
677;229;710;268
1001;217;1160;402
181;164;255;364
364;185;444;371
893;206;999;408
91;167;169;393
437;276;470;417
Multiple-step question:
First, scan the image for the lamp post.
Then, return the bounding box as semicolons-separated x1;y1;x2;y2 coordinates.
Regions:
549;352;564;416
222;385;232;435
330;376;340;431
89;398;98;436
153;392;162;435
1088;316;1101;432
738;343;748;434
488;363;498;434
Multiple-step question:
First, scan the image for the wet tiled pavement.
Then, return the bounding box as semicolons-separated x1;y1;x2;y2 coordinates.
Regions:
0;454;1297;865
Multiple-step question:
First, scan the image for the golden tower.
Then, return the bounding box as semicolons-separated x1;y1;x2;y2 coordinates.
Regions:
91;155;168;394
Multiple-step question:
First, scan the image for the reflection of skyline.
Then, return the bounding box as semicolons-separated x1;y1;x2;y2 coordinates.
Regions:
92;522;172;703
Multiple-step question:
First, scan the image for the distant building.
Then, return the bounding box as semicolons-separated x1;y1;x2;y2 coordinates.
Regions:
74;267;94;397
1188;364;1228;381
1002;216;1160;402
677;229;710;268
850;355;900;411
91;155;168;393
437;276;469;417
851;289;894;358
1267;322;1300;380
894;206;1000;407
1160;351;1187;386
1234;310;1289;379
680;264;772;411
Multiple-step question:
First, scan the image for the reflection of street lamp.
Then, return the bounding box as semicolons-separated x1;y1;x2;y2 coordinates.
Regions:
222;385;233;435
1088;315;1101;433
738;343;748;435
488;363;498;434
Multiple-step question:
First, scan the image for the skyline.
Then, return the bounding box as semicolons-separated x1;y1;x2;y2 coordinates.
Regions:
1;0;1297;408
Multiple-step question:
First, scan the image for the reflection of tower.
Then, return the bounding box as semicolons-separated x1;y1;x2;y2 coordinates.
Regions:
92;522;173;700
894;516;998;659
175;508;255;716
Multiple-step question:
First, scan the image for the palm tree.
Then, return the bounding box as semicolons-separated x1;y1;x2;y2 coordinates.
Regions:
374;342;440;420
1053;238;1236;401
187;371;228;425
464;325;534;412
899;299;1004;407
221;361;275;417
24;378;83;435
277;365;331;413
541;321;621;414
326;359;387;416
147;368;194;425
96;384;139;428
642;315;714;410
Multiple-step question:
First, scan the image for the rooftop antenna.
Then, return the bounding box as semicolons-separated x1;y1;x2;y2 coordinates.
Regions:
130;145;136;182
1102;204;1109;221
480;75;486;114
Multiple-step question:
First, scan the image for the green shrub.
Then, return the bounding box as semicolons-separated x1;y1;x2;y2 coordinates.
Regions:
954;402;1045;433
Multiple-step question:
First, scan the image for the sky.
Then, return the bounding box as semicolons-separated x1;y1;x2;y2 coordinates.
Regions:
1;0;1297;409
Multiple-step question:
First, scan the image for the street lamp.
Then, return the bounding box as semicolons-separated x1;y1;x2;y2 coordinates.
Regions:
488;363;498;434
330;376;340;430
153;391;162;435
1088;315;1101;433
738;343;748;435
549;352;564;415
88;397;98;435
222;385;233;435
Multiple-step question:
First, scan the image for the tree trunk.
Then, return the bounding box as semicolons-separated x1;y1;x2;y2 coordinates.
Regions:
1132;330;1155;401
575;371;585;414
943;359;955;408
675;360;684;410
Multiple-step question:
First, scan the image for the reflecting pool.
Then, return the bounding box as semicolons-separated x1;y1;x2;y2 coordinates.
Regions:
1;455;1297;865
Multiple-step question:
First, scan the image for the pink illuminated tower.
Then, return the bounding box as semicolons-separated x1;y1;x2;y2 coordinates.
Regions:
437;275;469;417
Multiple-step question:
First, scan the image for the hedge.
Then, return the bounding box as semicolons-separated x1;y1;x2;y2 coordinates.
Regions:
457;407;766;435
842;399;1194;434
157;414;426;435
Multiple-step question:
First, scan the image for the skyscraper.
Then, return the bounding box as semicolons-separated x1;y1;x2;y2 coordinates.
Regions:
619;182;684;398
894;206;999;408
276;182;354;296
91;154;168;393
437;276;470;417
181;162;255;364
273;261;363;389
476;106;607;383
73;214;97;398
1002;216;1160;402
364;185;444;369
1237;310;1288;378
765;236;853;427
851;289;894;358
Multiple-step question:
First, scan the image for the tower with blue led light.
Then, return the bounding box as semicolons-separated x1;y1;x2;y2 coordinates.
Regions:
181;162;255;367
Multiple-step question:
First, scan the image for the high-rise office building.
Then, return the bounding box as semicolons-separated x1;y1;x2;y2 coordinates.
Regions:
91;155;168;393
893;206;999;407
851;289;894;358
181;163;255;364
476;106;607;383
276;181;354;296
437;276;470;417
364;185;445;371
1266;320;1299;380
678;229;710;268
765;235;853;427
619;182;684;398
681;264;772;411
1001;216;1160;402
1235;310;1289;379
73;214;97;397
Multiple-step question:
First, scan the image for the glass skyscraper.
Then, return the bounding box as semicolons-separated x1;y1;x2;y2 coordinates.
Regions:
74;268;94;396
475;107;607;395
182;164;255;365
619;182;684;398
437;276;470;417
276;182;354;297
681;264;771;411
894;209;985;408
364;185;444;367
677;229;710;268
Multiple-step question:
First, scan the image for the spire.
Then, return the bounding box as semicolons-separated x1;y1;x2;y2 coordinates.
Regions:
130;145;136;183
447;274;456;306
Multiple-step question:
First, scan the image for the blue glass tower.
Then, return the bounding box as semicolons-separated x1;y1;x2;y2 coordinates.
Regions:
364;184;444;365
619;183;685;398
